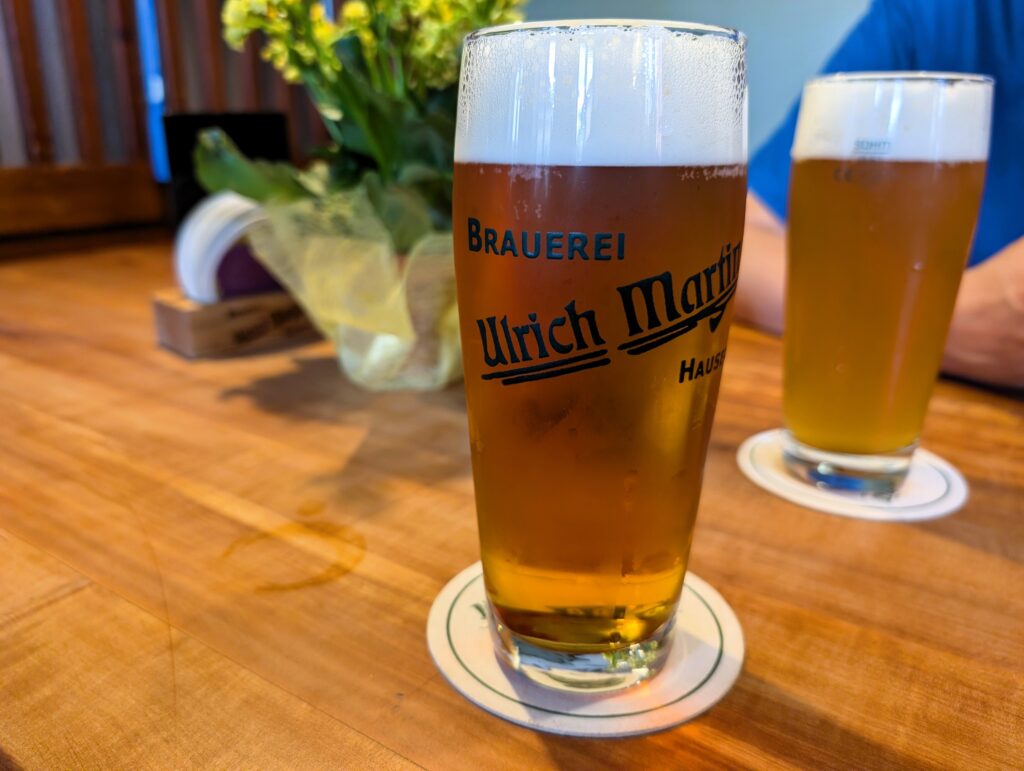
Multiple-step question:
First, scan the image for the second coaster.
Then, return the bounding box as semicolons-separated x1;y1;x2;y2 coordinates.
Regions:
427;562;744;738
737;428;968;522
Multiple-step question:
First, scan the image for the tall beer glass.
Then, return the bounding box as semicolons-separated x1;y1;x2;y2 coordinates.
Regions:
784;73;993;495
452;21;747;690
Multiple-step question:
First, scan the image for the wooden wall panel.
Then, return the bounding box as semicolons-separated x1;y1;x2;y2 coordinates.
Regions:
197;0;227;111
31;0;79;163
109;0;147;161
0;0;336;237
1;0;54;163
0;5;29;166
154;0;185;112
58;0;104;164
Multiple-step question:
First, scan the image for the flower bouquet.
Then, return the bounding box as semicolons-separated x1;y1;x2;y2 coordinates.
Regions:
196;0;524;390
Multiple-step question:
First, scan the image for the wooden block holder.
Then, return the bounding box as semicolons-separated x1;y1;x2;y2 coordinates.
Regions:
153;288;321;358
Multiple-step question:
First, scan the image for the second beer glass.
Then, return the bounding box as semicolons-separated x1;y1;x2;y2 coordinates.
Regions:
453;21;748;690
784;73;993;494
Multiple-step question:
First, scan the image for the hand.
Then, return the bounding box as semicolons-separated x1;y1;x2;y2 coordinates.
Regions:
943;238;1024;389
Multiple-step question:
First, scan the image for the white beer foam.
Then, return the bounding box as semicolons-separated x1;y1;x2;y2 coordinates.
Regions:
792;75;993;162
455;21;747;167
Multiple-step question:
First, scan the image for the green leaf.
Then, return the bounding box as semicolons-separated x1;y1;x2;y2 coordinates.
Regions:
362;172;434;255
334;35;371;81
424;85;458;123
194;129;308;203
312;144;376;189
396;163;449;187
337;68;410;176
398;117;452;169
294;162;334;198
335;115;376;159
395;162;452;231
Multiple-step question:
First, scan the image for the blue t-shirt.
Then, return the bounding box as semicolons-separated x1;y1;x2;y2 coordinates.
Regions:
750;0;1023;266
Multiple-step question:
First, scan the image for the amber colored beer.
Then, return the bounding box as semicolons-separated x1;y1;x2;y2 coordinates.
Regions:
454;20;747;688
453;163;746;649
785;159;986;454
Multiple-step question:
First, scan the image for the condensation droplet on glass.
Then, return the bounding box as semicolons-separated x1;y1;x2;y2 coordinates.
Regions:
913;261;925;271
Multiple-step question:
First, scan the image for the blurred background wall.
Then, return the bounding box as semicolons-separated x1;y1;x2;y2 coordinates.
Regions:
0;0;869;238
527;0;871;153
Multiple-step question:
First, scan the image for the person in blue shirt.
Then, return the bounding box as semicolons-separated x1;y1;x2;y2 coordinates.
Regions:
738;0;1023;388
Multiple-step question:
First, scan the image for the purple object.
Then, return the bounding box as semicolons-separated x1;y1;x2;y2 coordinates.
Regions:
215;242;282;298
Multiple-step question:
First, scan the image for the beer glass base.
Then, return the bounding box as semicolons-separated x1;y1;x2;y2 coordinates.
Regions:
782;432;916;497
488;606;675;693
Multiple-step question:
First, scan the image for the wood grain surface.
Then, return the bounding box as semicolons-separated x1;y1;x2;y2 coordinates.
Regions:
0;238;1021;770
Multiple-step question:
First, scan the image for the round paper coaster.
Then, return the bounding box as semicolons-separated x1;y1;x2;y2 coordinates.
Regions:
427;562;744;738
736;429;968;522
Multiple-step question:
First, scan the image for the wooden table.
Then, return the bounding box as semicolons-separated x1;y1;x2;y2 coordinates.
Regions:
1;237;1021;770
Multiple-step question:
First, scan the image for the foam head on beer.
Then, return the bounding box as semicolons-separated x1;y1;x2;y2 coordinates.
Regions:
792;73;993;162
456;21;747;167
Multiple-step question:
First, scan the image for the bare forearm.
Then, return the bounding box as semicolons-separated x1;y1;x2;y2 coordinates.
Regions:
943;238;1024;389
736;193;787;334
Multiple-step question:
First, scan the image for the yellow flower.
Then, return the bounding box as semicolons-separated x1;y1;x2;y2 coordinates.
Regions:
223;0;527;100
313;20;334;43
342;1;369;23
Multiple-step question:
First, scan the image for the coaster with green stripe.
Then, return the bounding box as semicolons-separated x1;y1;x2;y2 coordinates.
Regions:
427;562;745;737
737;429;968;521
